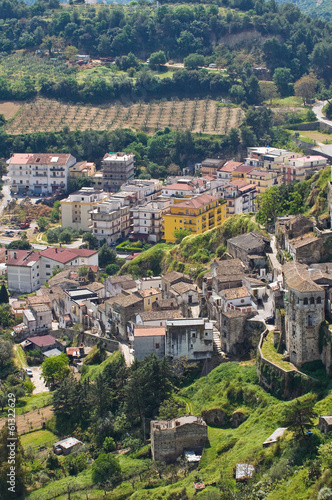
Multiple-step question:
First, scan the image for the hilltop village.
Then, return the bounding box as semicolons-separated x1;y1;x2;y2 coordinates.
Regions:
1;147;332;498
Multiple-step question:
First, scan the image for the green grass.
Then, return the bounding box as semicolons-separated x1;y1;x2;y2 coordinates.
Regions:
16;392;52;416
261;332;296;371
15;345;27;369
81;350;121;381
269;96;304;107
21;429;57;449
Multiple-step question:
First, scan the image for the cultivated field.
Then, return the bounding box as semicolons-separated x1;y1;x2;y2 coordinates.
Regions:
0;100;23;119
6;97;245;135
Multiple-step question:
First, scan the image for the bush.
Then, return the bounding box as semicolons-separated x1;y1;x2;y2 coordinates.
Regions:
92;453;121;484
105;264;120;276
103;437;116;453
65;452;87;476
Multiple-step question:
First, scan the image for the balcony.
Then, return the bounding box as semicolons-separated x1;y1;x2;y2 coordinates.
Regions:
33;173;47;177
50;166;64;171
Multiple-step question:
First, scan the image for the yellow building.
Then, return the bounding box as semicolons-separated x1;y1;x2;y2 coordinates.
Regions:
231;164;255;183
246;169;281;195
138;288;162;311
163;194;227;243
69;161;96;178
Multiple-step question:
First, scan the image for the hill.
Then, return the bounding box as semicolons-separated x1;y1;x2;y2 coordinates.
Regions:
277;0;332;20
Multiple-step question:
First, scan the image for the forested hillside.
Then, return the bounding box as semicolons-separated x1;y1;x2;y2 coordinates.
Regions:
277;0;332;21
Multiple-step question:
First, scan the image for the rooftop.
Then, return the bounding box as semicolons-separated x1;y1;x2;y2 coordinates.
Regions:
7;250;40;267
151;415;206;431
8;153;74;165
108;293;143;308
247;169;274;177
139;309;183;321
222;286;251;300
170;193;219;210
219;161;243;172
227;232;270;252
164;182;195;191
283;262;324;293
138;288;161;298
233;164;256;174
171;282;199;295
28;335;56;347
163;271;191;284
41;247;97;264
134;326;166;337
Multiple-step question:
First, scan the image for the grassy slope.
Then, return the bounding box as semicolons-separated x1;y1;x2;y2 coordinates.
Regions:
120;213;260;278
81;350;121;381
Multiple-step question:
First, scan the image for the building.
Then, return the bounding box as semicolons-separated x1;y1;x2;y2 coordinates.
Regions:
162;180;197;198
161;272;192;298
231;164;255;182
27;334;57;352
7;153;76;196
318;416;332;435
7;248;98;293
151;415;207;463
61;188;108;231
102;152;135;191
90;197;130;244
246;169;281;195
200;158;225;177
165;318;213;361
134;325;166;360
283;262;329;369
23;304;52;334
105;274;137;297
53;438;83;456
220;180;257;215
121;179;162;201
245;147;300;170
136;309;183;327
91;172;104;190
227;232;271;270
163;194;227;243
217;161;243;182
281;155;327;184
137;288;162;311
105;293;144;339
69;161;96;178
131;199;170;243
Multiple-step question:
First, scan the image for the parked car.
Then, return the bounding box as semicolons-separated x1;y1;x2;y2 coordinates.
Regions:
265;316;275;325
25;368;33;377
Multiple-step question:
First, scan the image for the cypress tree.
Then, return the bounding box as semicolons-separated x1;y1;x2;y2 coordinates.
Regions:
0;284;9;304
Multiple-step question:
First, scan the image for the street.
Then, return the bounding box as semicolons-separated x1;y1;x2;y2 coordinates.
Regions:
313;100;332;128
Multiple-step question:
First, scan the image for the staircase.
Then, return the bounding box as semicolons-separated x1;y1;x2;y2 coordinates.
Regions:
213;328;223;356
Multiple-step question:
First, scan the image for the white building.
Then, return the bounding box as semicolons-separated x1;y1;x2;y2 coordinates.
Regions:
120;179;162;201
60;188;108;231
131;199;170;243
7;153;76;196
7;248;98;293
165;318;213;361
90;197;130;244
245;147;301;170
220;180;257;215
281;155;327;184
217;161;243;181
23;304;53;334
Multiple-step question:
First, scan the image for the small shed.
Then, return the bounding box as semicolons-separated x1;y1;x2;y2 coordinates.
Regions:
53;437;83;456
43;348;62;358
318;416;332;435
234;463;255;482
263;427;287;447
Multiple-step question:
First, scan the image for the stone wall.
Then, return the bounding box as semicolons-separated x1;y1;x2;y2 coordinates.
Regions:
54;328;119;352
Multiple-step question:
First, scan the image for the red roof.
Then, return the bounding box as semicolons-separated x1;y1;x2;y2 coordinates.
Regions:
164;183;194;191
134;326;166;337
7;250;41;267
28;335;56;347
233;164;256;174
171;194;219;210
9;153;73;165
218;161;243;172
41;247;97;264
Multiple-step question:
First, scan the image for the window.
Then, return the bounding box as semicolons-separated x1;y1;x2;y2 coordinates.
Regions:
303;297;308;305
192;333;196;338
40;316;42;320
317;297;322;304
307;314;314;327
156;343;159;349
310;297;315;305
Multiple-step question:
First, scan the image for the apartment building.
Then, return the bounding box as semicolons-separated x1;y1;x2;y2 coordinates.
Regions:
163;193;227;243
246;169;281;195
7;248;98;293
90;197;130;244
131;199;170;243
245;147;300;170
121;179;162;201
200;158;225;177
69;161;96;178
102;152;135;191
162;180;197;198
217;161;243;182
61;187;108;231
281;155;327;184
220;180;257;215
7;153;76;196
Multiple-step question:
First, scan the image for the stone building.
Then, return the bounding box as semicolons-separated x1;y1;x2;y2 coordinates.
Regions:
227;232;271;270
161;272;192;298
165;318;213;361
150;415;207;463
275;215;314;249
318;416;332;434
134;325;166;360
105;293;144;339
283;262;331;370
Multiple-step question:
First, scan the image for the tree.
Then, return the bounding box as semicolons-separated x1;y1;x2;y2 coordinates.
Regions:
273;67;293;97
103;437;116;453
92;453;121;485
98;244;117;268
294;73;318;104
0;284;9;304
64;45;79;61
149;51;167;70
184;54;205;70
105;264;120;276
59;230;72;244
173;229;191;244
41;353;70;387
0;341;13;372
36;216;49;232
259;81;279;104
256;185;282;224
78;266;88;277
283;395;316;439
82;232;99;250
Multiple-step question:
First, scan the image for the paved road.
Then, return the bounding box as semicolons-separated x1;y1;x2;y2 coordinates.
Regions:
30;366;49;394
118;342;134;367
313;100;332;128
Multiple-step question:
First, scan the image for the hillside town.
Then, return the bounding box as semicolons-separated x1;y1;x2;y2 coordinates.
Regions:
1;145;332;498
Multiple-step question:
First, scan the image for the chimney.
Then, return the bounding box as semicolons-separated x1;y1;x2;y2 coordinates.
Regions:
55;248;57;253
14;252;17;259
